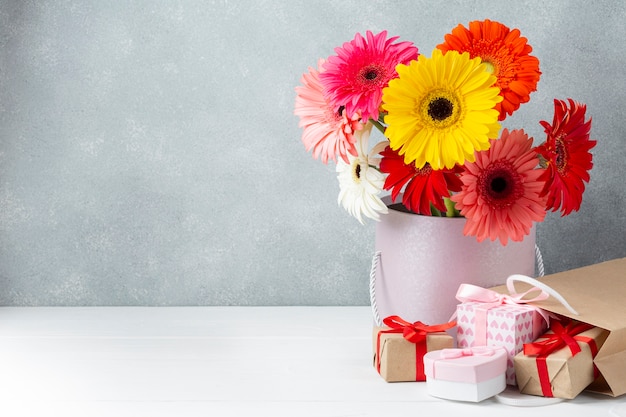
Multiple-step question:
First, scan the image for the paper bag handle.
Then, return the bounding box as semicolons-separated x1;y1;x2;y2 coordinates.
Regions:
506;274;579;316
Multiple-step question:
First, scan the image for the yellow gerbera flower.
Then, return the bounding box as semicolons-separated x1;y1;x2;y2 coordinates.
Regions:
382;49;502;170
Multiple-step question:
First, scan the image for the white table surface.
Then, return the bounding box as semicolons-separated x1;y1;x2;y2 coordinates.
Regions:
1;306;625;417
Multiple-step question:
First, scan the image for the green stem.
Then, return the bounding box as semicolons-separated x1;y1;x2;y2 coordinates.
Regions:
430;205;443;217
443;197;460;217
370;119;386;135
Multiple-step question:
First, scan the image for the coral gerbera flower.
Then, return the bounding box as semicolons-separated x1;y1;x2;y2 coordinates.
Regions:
336;123;388;224
320;30;418;122
379;146;463;215
451;129;547;245
294;59;364;164
536;98;595;216
382;49;502;171
437;19;541;121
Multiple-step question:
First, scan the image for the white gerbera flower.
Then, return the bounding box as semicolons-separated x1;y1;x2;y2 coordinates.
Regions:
336;123;388;224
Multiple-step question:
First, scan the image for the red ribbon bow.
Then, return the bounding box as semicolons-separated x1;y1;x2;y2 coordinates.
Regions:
523;320;596;397
376;315;456;381
523;320;592;357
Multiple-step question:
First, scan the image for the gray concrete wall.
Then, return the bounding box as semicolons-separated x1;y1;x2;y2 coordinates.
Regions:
1;0;624;305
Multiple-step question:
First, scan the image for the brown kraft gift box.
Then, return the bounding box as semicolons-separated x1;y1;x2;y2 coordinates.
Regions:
491;257;626;397
514;324;609;399
373;326;453;382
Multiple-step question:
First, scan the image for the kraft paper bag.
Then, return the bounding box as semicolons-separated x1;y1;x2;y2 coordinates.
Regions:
491;257;626;397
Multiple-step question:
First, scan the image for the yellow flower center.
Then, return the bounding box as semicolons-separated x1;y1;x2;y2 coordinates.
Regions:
421;90;461;128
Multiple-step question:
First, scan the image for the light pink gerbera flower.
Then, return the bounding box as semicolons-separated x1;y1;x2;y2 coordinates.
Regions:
294;59;363;164
320;31;418;122
451;129;547;245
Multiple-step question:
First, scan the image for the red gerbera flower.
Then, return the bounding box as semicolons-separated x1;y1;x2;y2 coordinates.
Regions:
451;129;547;245
380;146;463;215
437;19;541;121
320;30;418;122
536;99;596;216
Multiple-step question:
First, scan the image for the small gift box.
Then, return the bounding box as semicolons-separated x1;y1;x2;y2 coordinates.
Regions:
455;284;549;385
423;346;508;402
373;316;455;382
514;320;609;399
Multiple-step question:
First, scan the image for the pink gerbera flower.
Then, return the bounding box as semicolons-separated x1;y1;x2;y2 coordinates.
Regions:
320;31;418;122
294;59;363;164
451;129;547;245
380;146;463;215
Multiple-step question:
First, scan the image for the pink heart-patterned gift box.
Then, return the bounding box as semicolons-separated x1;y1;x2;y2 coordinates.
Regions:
456;301;547;385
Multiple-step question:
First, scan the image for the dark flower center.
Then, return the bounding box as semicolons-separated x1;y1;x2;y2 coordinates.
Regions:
413;162;432;176
428;97;454;121
479;162;522;209
358;64;385;86
487;170;513;201
365;71;378;80
555;136;568;173
355;163;361;179
491;176;508;194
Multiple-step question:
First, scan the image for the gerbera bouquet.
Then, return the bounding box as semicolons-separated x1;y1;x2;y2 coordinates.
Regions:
294;19;596;245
